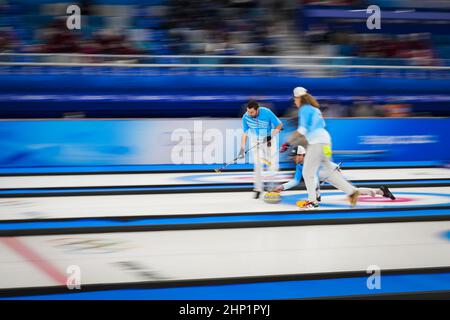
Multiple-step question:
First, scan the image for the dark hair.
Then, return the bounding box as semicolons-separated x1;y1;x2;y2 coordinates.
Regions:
246;100;259;110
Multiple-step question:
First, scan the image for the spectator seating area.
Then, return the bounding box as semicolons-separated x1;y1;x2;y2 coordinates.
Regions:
0;0;278;55
300;1;450;62
2;0;450;61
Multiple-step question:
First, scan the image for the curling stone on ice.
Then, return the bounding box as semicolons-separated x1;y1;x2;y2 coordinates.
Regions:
263;191;281;204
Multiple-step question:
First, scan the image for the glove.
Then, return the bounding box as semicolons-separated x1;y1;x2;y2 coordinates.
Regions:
280;142;290;153
264;135;272;147
238;148;245;159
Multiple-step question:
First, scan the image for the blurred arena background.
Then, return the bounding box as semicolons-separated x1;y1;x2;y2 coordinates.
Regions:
0;0;449;300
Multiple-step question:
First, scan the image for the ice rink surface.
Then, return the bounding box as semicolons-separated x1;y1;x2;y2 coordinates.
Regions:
1;221;449;290
0;186;449;221
1;167;449;189
0;166;449;299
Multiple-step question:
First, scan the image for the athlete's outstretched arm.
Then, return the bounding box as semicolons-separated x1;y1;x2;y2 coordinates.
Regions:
280;107;309;151
274;165;303;192
270;123;283;141
240;117;249;154
286;130;307;146
268;110;283;136
287;106;309;144
240;132;248;154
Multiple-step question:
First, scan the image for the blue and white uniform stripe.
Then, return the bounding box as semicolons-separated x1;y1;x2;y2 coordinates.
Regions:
242;107;282;139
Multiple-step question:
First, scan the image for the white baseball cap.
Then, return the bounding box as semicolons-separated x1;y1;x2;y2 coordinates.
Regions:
293;87;308;97
289;145;306;157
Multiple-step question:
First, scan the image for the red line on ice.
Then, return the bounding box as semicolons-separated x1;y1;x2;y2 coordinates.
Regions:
1;237;66;285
